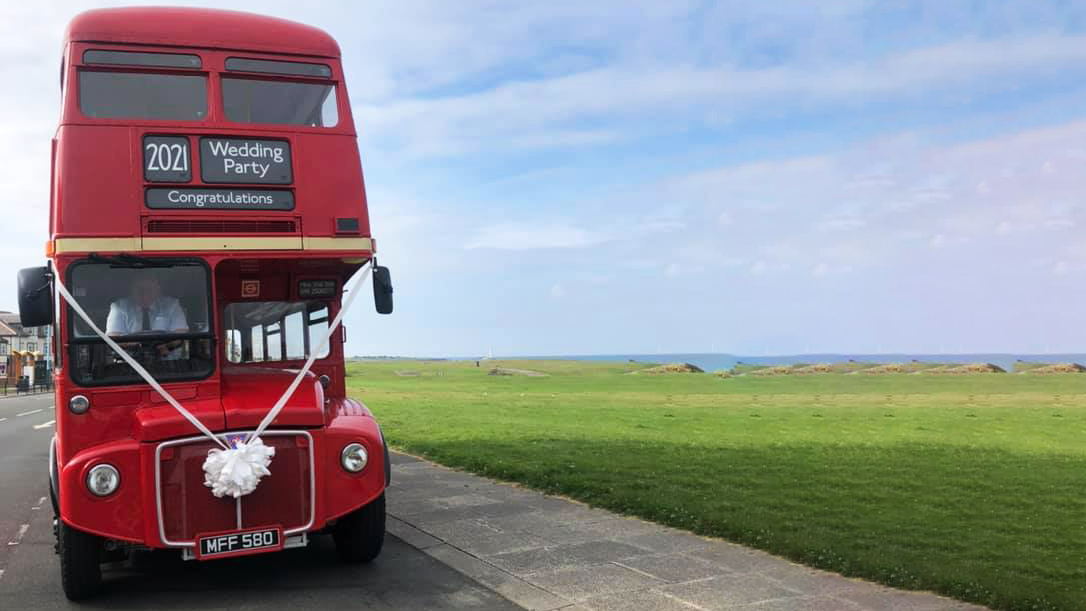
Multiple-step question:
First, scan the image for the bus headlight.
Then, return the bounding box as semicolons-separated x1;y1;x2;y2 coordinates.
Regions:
340;443;368;473
86;464;120;497
69;394;90;414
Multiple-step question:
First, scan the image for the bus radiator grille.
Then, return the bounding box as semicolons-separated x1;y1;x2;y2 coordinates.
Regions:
157;433;313;544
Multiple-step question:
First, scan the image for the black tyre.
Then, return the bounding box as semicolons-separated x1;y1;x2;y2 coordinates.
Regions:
58;520;102;600
333;493;385;563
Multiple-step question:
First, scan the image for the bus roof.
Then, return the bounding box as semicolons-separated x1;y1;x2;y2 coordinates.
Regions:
66;7;341;59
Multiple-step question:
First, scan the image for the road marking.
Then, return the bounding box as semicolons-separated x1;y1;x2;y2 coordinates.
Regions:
31;496;47;511
33;419;55;430
7;524;28;546
0;418;6;423
16;409;42;417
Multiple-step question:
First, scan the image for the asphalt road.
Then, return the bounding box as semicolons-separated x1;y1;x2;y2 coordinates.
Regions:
0;393;520;610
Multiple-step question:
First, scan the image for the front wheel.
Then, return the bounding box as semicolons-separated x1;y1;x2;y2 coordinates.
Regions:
333;493;385;563
58;520;102;600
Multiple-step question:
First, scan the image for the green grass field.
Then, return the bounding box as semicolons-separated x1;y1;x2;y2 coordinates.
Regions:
346;359;1086;611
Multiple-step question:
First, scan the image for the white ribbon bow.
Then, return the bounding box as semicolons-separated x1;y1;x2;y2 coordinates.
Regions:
55;262;371;499
203;437;276;498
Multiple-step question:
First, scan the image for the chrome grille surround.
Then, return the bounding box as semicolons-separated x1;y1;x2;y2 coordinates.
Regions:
154;430;316;548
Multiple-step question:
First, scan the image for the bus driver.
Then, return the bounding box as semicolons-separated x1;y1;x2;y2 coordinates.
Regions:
106;271;188;358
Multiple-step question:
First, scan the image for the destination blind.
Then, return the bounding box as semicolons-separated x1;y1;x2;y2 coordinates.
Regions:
146;188;294;210
200;137;292;184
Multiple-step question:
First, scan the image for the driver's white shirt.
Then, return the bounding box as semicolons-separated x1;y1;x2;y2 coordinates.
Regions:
105;296;188;335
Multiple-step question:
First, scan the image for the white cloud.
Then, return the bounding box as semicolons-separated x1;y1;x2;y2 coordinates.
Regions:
1043;219;1075;230
465;223;608;250
816;217;866;232
811;262;853;277
358;31;1086;158
651;117;1086;281
464;214;683;251
750;261;789;275
550;283;565;298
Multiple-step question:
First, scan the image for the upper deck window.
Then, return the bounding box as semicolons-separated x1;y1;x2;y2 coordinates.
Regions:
84;50;201;69
222;78;338;127
225;57;331;78
80;71;207;120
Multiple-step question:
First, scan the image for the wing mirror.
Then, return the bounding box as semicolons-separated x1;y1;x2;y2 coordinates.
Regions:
373;265;393;315
17;265;53;327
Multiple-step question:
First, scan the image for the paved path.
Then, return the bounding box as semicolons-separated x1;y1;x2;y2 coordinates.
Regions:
387;452;989;611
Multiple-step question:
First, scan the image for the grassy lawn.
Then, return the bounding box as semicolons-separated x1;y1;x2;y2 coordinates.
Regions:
346;359;1086;611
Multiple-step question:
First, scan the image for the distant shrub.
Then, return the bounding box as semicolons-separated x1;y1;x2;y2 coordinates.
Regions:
638;363;705;374
1022;363;1086;374
922;363;1006;374
747;366;794;376
488;367;546;377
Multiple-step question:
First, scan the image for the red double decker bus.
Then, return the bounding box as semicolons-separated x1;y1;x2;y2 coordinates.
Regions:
15;7;395;599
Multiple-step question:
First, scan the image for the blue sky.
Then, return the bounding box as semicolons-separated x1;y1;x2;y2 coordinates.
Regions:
2;1;1086;357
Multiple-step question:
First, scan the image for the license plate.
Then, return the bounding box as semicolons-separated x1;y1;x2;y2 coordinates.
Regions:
195;526;282;560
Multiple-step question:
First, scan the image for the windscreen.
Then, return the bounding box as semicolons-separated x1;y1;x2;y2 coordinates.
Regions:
222;78;338;127
223;301;331;363
67;261;213;385
79;71;207;120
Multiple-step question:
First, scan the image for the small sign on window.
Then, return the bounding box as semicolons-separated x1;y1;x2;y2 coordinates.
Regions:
298;279;337;299
241;280;260;298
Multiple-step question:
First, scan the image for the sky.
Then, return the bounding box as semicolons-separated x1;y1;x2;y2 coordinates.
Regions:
2;1;1086;357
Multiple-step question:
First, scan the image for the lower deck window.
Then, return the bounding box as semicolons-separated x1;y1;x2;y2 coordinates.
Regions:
224;301;331;364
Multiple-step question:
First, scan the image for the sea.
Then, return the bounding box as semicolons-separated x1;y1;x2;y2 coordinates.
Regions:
487;353;1086;373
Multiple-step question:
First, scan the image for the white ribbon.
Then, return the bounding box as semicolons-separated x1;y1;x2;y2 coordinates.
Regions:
55;277;229;451
244;263;371;444
54;261;372;498
205;262;371;498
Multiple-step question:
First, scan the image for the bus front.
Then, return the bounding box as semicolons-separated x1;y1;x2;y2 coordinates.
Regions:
15;8;394;600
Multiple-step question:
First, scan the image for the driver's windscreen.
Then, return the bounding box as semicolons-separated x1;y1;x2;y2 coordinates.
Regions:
67;261;213;386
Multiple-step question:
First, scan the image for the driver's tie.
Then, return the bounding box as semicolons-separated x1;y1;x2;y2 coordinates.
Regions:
142;307;152;332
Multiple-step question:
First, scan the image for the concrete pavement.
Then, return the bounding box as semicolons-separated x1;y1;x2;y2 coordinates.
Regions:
386;452;989;611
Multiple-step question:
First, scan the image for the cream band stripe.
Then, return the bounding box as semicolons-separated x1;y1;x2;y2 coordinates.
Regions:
53;236;374;253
